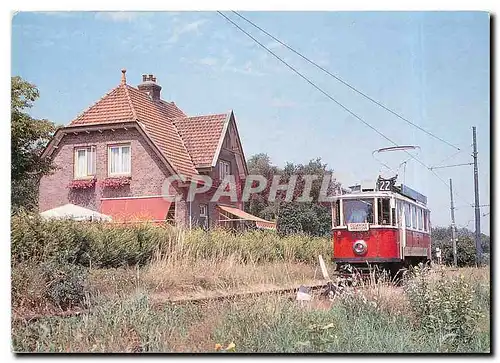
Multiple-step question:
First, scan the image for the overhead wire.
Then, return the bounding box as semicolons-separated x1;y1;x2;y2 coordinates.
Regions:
217;11;474;207
230;10;461;151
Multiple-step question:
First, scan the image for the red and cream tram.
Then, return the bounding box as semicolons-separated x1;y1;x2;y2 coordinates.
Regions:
332;176;431;275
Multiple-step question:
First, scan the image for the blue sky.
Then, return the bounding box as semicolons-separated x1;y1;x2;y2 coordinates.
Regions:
12;11;490;234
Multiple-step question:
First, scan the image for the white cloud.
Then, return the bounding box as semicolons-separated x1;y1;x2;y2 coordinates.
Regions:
37;11;77;18
94;11;141;22
266;41;282;50
198;57;218;66
167;19;208;44
270;97;296;108
228;60;265;77
33;39;55;48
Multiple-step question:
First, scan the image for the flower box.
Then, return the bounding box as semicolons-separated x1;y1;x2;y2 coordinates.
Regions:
100;176;131;188
68;178;96;190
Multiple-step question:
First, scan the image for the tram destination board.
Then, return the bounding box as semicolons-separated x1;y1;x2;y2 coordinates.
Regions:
376;176;397;192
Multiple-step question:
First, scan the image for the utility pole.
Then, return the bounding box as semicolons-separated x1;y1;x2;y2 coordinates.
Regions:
449;178;457;267
472;126;482;265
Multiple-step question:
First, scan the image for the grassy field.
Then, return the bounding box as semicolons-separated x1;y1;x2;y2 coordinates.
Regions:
11;215;490;353
12;266;490;353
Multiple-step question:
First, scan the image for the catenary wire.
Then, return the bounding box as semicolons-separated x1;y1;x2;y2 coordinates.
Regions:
217;11;473;207
231;10;461;151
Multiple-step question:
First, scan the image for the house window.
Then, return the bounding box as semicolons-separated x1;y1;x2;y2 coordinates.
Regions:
74;146;96;179
200;204;207;218
219;160;231;181
108;144;131;176
199;204;208;228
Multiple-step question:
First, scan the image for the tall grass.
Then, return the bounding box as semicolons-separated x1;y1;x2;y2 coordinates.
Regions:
12;268;490;353
11;212;330;268
11;212;330;316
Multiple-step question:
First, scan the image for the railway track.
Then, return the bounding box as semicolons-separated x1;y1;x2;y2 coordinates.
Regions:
153;281;331;307
12;281;334;323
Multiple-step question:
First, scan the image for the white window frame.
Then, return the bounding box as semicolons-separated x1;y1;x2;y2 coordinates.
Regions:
200;204;208;217
199;203;208;228
404;203;411;228
219;160;231;181
74;146;96;179
411;205;417;229
108;144;131;177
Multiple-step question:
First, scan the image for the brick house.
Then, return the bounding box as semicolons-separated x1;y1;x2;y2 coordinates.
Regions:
39;70;275;230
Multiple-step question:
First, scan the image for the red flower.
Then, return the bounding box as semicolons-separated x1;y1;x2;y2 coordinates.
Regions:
68;178;96;190
100;176;131;188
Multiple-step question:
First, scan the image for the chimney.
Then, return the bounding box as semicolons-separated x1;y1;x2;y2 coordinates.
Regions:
138;74;162;100
121;69;127;85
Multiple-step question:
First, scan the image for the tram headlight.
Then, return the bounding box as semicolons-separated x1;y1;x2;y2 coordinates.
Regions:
353;240;367;255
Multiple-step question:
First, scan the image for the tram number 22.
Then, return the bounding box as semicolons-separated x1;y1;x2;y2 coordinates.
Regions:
378;179;393;191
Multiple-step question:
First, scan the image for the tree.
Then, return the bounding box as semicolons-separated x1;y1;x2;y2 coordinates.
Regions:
245;153;280;220
246;154;339;237
431;226;490;266
11;76;56;212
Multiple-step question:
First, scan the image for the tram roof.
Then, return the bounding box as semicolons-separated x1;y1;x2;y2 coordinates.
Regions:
337;189;428;208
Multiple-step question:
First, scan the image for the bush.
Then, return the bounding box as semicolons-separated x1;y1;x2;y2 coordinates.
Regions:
12;261;89;314
431;226;490;267
40;262;88;310
405;265;483;349
11;212;331;268
277;202;331;237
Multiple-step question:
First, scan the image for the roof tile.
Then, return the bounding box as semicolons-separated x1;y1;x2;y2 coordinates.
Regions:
173;114;228;167
68;81;229;177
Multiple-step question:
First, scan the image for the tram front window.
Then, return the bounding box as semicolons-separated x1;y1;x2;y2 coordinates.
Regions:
343;198;374;224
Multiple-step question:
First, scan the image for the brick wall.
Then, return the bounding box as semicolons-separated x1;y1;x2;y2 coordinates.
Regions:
39;128;178;215
39;121;250;228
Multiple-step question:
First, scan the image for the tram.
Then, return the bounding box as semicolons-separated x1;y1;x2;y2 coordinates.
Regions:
332;176;431;276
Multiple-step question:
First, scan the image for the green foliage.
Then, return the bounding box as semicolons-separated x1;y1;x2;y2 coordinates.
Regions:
12;293;194;352
405;266;484;350
12;261;89;313
246;153;280;220
11;269;490;353
11;212;331;267
277;202;331;237
11;76;56;212
40;262;89;310
246;153;338;237
431;226;490;266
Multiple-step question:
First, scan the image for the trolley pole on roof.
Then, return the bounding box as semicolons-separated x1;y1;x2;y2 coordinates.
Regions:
472;126;482;266
449;178;458;267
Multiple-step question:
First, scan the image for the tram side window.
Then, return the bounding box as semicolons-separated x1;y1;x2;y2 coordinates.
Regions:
343;198;374;224
396;201;402;226
377;198;391;225
332;200;341;227
418;209;423;230
411;205;417;229
423;210;428;231
405;203;411;227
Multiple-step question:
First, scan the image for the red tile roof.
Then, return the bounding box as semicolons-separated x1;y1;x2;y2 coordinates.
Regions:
68;81;230;177
173;114;228;167
71;85;135;125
